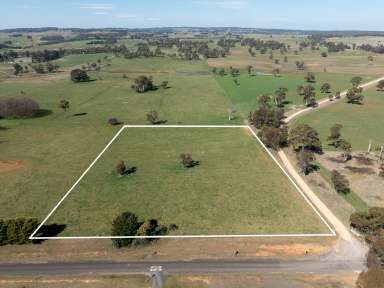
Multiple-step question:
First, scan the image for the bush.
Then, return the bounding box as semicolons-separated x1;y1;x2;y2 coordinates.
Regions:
331;170;350;194
70;69;90;83
111;211;140;248
0;218;38;246
108;118;122;126
0;97;40;119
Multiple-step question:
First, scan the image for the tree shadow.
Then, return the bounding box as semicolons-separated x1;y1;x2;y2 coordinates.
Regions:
33;109;53;118
153;120;167;125
34;223;67;243
73;112;88;117
123;166;137;176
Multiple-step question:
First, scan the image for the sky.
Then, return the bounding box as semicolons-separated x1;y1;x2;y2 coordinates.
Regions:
2;0;384;31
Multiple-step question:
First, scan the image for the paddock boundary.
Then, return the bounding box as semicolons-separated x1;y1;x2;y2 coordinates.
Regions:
30;125;336;240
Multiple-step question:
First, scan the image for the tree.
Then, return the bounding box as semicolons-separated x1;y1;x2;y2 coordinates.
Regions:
274;87;288;107
70;69;90;83
227;107;236;121
116;160;127;175
32;64;45;74
379;163;384;178
59;100;69;112
249;107;284;129
258;126;287;150
304;72;316;83
320;83;331;93
288;124;322;152
46;62;59;73
350;207;384;235
331;170;350;194
297;150;316;175
146;110;158;124
108;118;122;126
302;85;317;107
272;68;280;77
335;91;341;99
257;94;272;108
327;124;343;148
339;139;352;162
111;211;140;248
321;52;328;58
132;75;154;93
246;65;253;75
0;97;40;119
161;81;168;89
297;85;304;96
351;76;363;87
346;87;364;104
13;63;23;75
376;80;384;91
180;154;199;168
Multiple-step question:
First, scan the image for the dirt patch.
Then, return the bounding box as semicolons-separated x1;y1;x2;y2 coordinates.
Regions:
0;160;24;173
326;156;346;164
354;155;375;166
344;166;375;175
254;243;328;257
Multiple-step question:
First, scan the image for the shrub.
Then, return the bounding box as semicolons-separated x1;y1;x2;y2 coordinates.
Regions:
132;75;154;93
146;110;158;124
111;211;140;248
70;69;90;83
331;170;350;194
0;97;40;119
350;207;384;235
180;154;199;168
108;118;122;126
0;218;38;245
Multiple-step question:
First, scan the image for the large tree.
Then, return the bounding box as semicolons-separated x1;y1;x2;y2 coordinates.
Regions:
274;87;288;107
111;211;140;248
288;124;322;152
346;87;364;104
70;69;90;83
351;76;363;87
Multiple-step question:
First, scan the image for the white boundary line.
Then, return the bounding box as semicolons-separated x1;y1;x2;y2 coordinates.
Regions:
30;125;336;240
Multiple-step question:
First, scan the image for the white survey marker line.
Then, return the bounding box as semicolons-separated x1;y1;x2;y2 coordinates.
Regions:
30;125;335;240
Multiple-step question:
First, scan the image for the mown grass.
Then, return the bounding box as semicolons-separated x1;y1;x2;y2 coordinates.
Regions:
293;88;384;151
46;128;328;236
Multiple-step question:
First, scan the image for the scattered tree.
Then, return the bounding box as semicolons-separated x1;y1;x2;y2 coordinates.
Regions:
376;80;384;91
111;211;140;248
108;118;122;126
302;85;317;107
132;75;154;93
161;81;168;89
288;124;322;153
327;124;343;148
70;69;90;83
339;138;352;162
0;97;40;119
116;160;127;175
346;87;364;104
146;110;158;125
297;149;316;175
180;154;199;168
258;126;288;150
274;87;288;107
59;100;69;112
304;72;316;83
320;83;331;93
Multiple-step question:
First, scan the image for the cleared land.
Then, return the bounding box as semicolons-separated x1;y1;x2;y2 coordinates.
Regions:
293;88;384;151
43;127;329;236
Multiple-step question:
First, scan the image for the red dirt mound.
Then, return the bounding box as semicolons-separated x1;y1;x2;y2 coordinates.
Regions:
0;160;24;173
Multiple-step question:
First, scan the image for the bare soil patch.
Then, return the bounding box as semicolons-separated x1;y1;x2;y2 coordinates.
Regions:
0;160;24;173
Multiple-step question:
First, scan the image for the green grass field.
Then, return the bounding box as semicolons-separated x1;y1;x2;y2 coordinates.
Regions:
293;88;384;151
44;127;329;236
0;53;333;236
215;72;373;117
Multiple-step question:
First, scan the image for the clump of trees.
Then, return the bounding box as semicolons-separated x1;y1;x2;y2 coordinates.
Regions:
288;124;322;175
70;69;90;83
132;76;154;93
0;97;40;119
111;211;170;248
250;94;287;150
180;154;199;168
331;170;350;194
0;218;39;245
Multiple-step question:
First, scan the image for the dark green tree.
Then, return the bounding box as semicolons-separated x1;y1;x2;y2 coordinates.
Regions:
111;211;140;248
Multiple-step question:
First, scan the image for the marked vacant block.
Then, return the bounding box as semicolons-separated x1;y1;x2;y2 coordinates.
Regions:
31;126;335;239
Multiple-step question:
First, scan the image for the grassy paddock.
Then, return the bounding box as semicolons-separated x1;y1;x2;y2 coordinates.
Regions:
45;128;328;236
